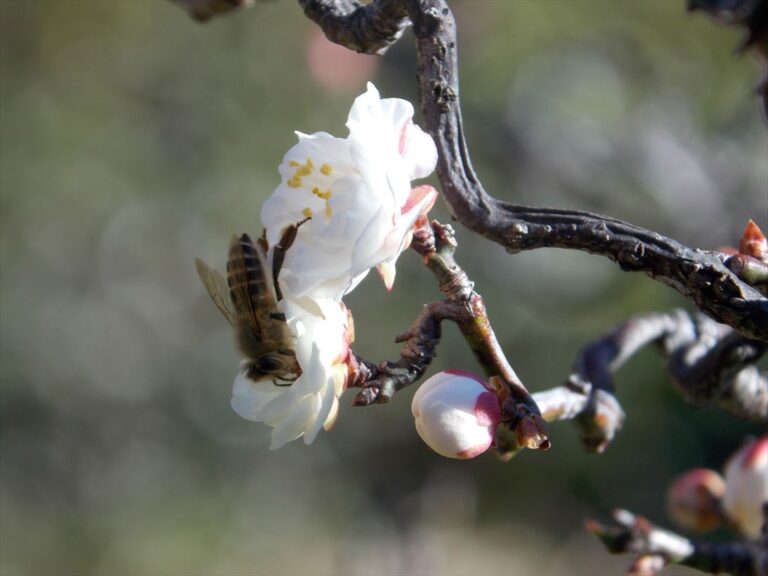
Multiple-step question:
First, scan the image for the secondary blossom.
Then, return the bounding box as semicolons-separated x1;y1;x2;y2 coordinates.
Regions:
261;82;438;301
231;297;353;449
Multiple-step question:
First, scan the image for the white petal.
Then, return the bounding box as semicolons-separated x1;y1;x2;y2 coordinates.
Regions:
411;371;456;415
231;370;281;421
401;122;438;180
376;261;397;291
723;437;768;537
255;388;303;426
303;370;337;444
322;396;340;431
269;394;316;450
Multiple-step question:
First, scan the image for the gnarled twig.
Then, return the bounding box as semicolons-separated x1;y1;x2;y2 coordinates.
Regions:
296;0;768;343
347;219;550;453
586;509;767;576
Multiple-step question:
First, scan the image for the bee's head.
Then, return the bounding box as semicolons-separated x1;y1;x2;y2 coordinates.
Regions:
245;352;302;384
256;355;288;372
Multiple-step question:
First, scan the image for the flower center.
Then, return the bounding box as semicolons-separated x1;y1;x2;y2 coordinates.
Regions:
287;158;336;220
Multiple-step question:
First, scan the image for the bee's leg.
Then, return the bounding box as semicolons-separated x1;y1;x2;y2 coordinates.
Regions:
272;217;311;301
271;371;300;387
272;377;295;387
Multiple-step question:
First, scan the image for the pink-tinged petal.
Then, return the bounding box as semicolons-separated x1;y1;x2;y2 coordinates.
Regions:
743;436;768;468
401;185;438;216
348;83;414;144
376;261;397;291
456;442;492;459
352;186;437;293
474;391;502;427
398;118;409;155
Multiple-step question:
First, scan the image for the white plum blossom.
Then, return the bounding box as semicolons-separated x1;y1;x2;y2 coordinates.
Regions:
231;297;353;449
261;82;438;301
722;435;768;538
411;370;502;459
231;84;439;448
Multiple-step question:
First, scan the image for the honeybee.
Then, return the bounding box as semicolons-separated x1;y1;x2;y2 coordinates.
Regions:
195;232;301;385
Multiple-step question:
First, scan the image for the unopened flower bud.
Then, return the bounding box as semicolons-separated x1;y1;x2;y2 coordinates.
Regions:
739;220;767;262
722;435;768;538
411;370;501;459
666;468;725;533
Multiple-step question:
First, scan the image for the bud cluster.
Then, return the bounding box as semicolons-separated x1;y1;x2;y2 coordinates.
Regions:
667;435;767;538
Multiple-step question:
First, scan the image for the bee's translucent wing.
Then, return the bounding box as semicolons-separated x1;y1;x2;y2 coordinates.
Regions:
195;257;237;325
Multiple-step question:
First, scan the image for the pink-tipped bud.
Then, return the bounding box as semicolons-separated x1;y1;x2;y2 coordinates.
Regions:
739;220;767;262
411;370;502;459
666;468;725;533
723;435;768;538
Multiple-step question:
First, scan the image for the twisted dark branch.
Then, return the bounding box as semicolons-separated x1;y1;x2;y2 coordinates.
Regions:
348;299;454;406
587;509;767;576
347;219;549;452
299;0;409;54
666;315;768;421
526;309;767;454
576;309;767;423
295;0;768;343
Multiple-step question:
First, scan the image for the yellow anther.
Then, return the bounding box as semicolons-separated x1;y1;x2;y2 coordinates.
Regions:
297;158;314;177
324;200;333;219
288;160;301;168
320;163;333;176
287;176;302;188
312;187;331;200
302;207;313;218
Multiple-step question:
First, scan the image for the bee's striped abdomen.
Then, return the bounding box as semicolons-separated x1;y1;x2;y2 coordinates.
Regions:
226;234;277;335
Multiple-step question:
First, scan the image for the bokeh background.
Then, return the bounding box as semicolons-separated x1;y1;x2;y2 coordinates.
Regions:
1;1;766;574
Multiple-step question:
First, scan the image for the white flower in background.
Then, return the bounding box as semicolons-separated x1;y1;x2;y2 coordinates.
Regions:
722;435;768;538
411;370;502;459
261;82;438;301
231;297;353;449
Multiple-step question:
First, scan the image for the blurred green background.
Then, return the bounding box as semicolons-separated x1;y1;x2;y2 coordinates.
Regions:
1;1;766;574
